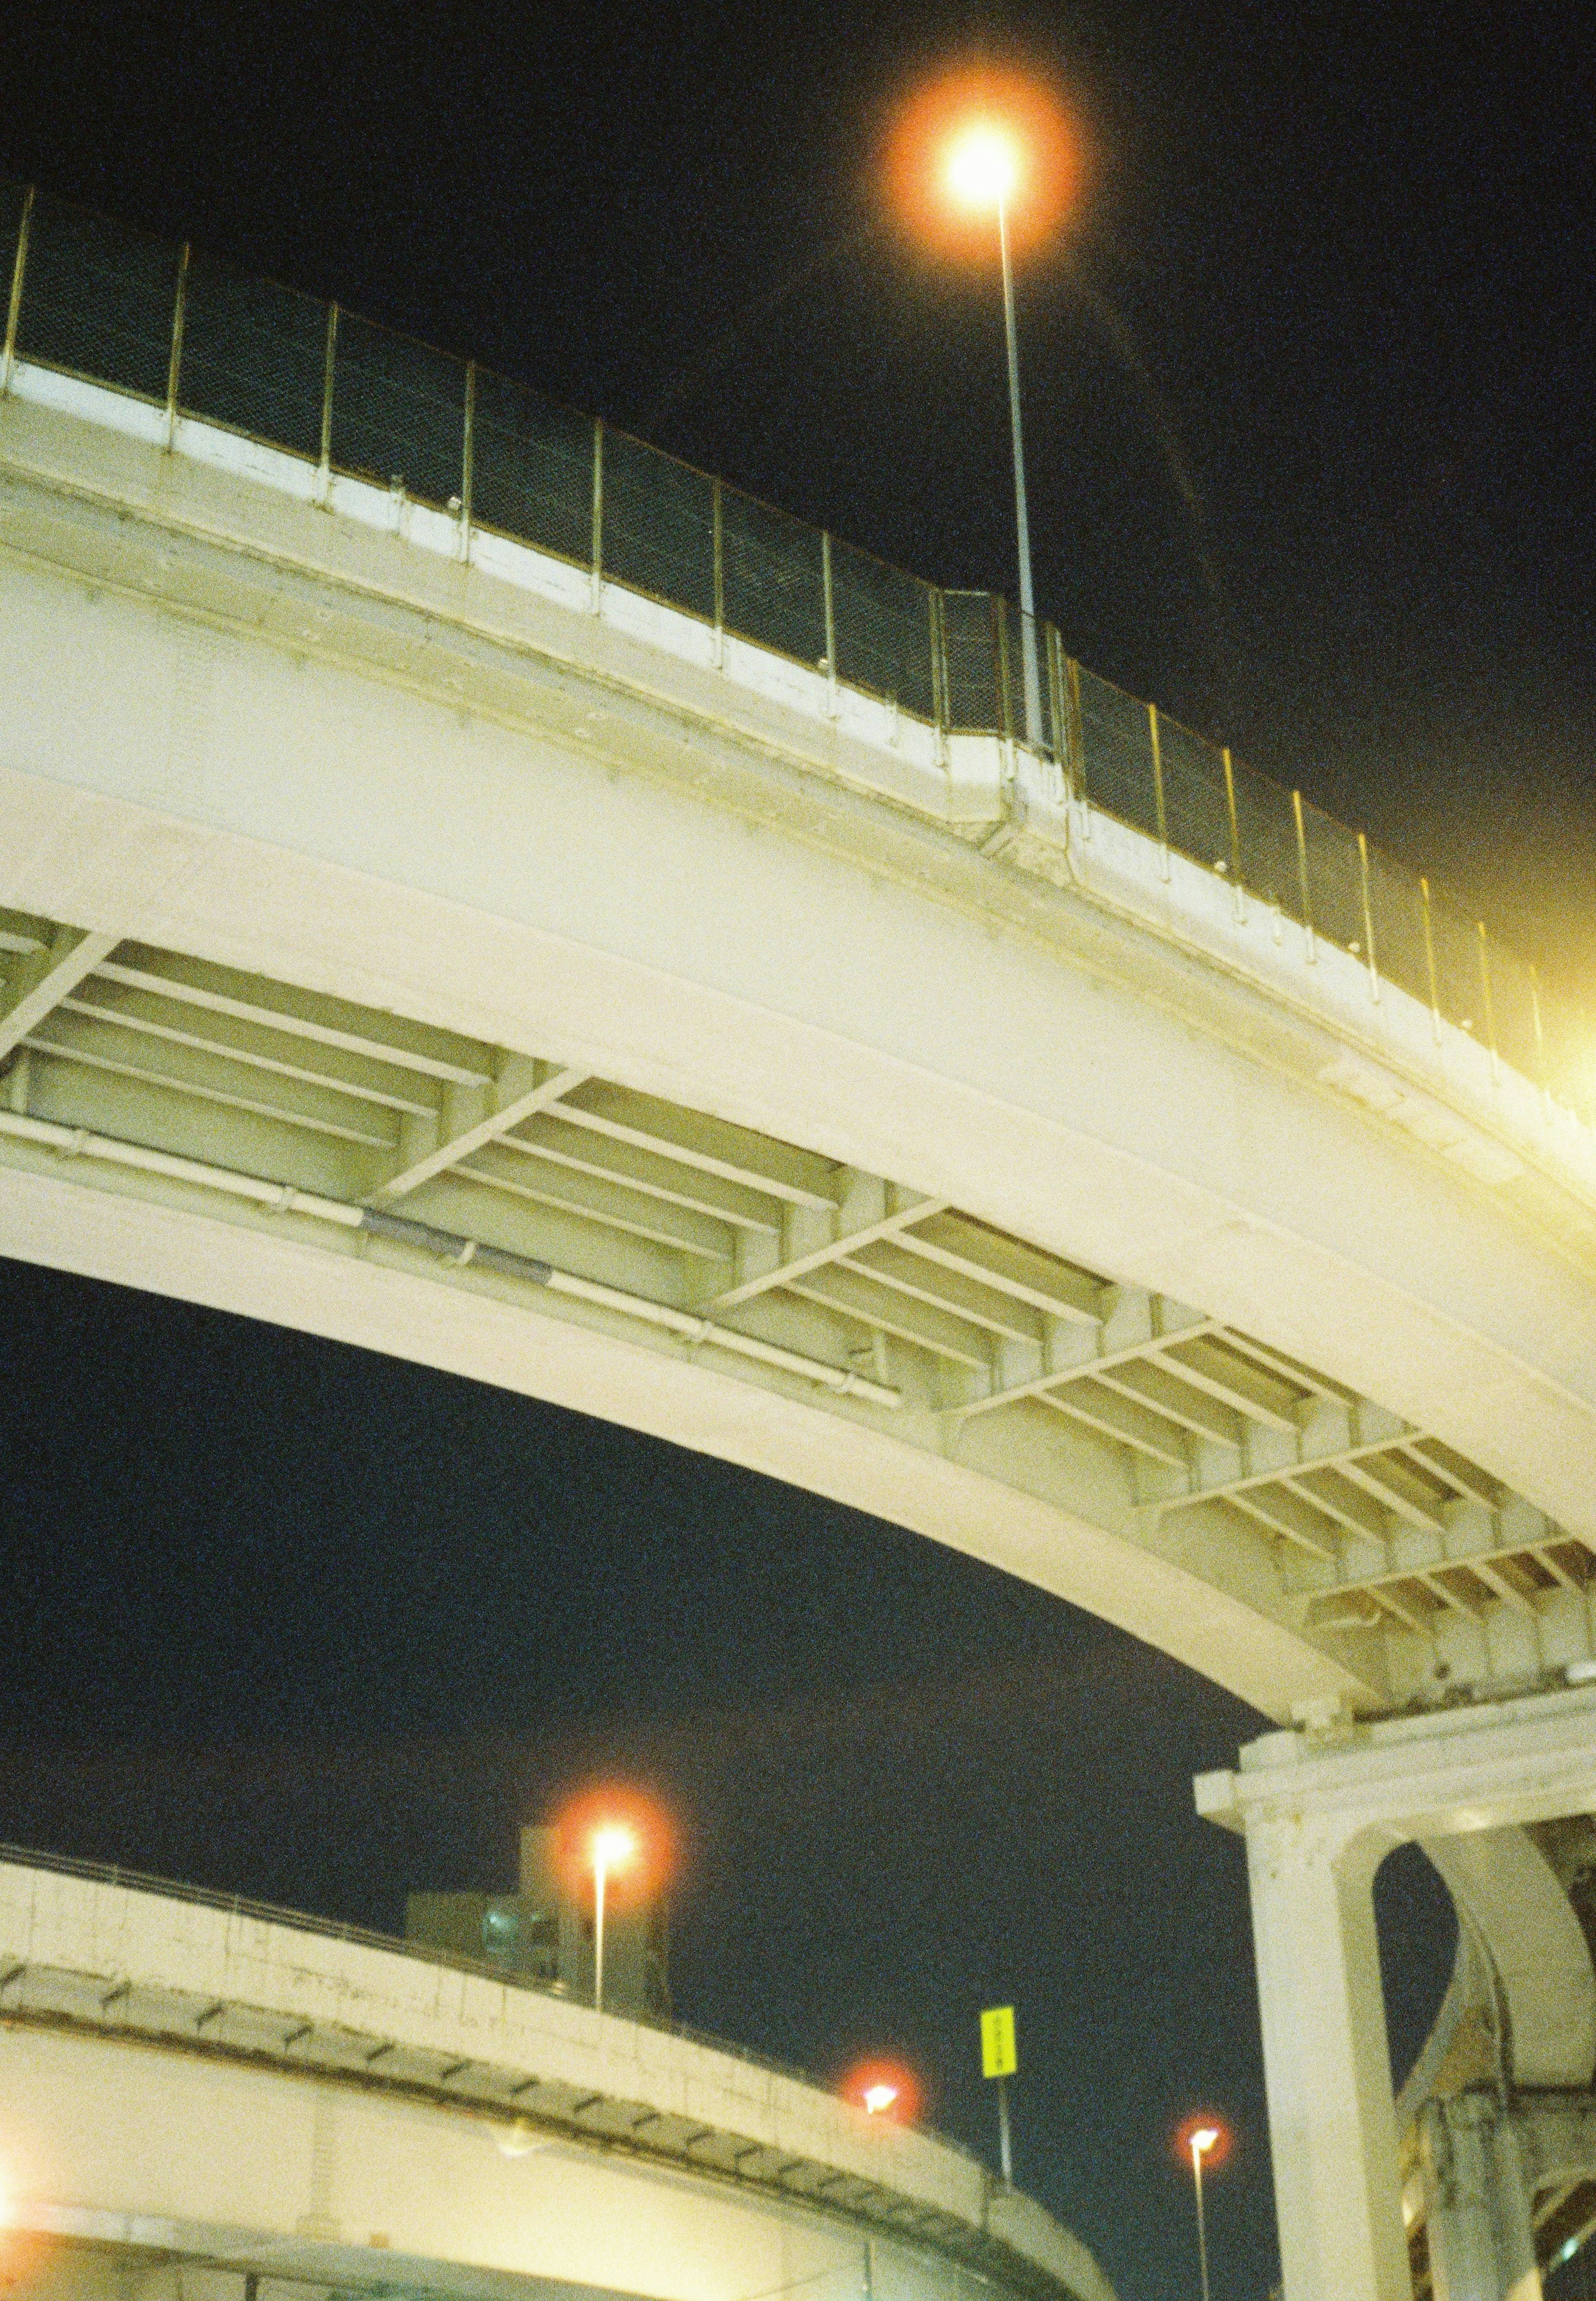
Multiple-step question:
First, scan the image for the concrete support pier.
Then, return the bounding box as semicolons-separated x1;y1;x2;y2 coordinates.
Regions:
1197;1685;1596;2301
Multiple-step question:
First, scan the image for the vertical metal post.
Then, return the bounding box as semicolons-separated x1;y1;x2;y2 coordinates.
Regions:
997;2072;1013;2185
996;197;1042;747
1477;922;1499;1081
317;303;338;502
165;242;190;451
590;419;604;611
712;478;724;668
459;360;475;558
1148;702;1169;879
1192;2145;1212;2301
1292;789;1316;961
1357;832;1380;1001
1420;875;1441;1042
593;1855;608;2013
1222;746;1241;882
820;532;837;716
3;186;35;397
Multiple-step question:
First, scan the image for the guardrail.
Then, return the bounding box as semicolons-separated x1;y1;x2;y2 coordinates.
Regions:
2;177;1588;1125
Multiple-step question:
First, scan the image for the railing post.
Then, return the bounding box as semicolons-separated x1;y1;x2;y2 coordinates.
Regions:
165;241;190;451
1222;745;1243;917
458;359;475;561
1148;702;1169;880
317;302;338;504
712;477;724;668
1477;921;1499;1082
1292;788;1316;961
820;532;838;717
3;187;35;398
590;418;604;611
1357;832;1380;1002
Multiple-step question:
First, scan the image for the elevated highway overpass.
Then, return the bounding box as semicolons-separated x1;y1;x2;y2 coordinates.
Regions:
0;1849;1112;2301
3;182;1596;2301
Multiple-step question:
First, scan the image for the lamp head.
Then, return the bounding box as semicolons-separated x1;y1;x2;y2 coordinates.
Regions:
1191;2126;1221;2156
591;1823;637;1872
945;123;1020;211
862;2083;900;2115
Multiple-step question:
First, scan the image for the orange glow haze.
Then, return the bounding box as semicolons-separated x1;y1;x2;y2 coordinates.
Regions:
883;63;1088;260
549;1784;675;1908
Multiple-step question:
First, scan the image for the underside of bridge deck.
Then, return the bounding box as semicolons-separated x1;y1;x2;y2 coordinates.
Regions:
5;907;1592;1718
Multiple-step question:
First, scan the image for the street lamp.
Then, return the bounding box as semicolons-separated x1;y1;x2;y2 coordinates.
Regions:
589;1821;636;2015
862;2082;900;2116
1189;2124;1220;2301
943;116;1042;749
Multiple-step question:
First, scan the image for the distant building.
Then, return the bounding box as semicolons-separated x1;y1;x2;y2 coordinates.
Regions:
404;1825;670;2018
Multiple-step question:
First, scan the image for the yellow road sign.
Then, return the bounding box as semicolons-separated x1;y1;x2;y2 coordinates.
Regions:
980;2004;1017;2079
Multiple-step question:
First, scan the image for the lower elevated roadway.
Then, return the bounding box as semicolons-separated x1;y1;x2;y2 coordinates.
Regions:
0;1852;1113;2301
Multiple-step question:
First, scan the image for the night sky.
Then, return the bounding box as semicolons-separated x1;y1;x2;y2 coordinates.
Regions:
1;5;1591;2299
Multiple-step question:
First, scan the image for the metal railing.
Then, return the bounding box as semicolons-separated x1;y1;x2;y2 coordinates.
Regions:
2;176;1589;1126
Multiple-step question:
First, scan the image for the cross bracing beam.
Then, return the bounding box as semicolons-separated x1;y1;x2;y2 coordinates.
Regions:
3;904;1588;1694
374;1060;591;1199
0;926;121;1061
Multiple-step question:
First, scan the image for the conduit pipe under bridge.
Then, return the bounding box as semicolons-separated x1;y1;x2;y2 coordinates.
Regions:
2;224;1596;2301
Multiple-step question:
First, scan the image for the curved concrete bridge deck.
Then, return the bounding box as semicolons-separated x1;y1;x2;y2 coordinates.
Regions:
0;1850;1113;2301
2;218;1596;2301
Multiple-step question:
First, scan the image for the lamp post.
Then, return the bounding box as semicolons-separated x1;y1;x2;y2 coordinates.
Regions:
945;124;1043;748
590;1822;636;2014
1189;2124;1219;2301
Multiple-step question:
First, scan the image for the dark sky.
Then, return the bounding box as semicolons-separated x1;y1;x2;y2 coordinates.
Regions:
1;4;1590;2298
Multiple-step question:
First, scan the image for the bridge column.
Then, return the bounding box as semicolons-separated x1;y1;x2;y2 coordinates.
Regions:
1197;1685;1596;2301
1241;1781;1409;2301
1421;2093;1542;2301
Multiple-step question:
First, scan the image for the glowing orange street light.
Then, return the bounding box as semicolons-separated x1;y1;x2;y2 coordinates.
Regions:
844;2056;922;2125
1177;2114;1231;2301
590;1820;637;2015
888;69;1084;752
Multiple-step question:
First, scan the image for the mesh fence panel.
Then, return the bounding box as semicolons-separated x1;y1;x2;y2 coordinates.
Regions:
830;539;935;719
179;255;327;459
1158;715;1234;877
329;312;466;507
943;594;1001;731
720;488;825;667
1076;667;1159;837
1429;891;1487;1042
600;429;715;623
1364;848;1434;1013
1228;755;1304;920
471;374;594;566
1299;801;1366;957
15;194;180;401
1488;942;1542;1086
